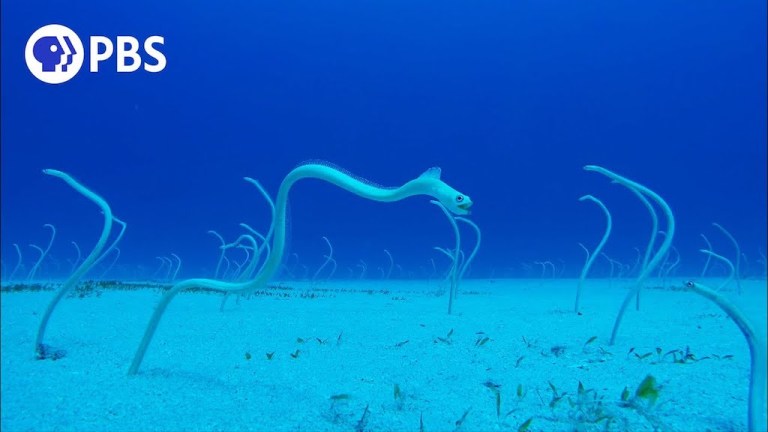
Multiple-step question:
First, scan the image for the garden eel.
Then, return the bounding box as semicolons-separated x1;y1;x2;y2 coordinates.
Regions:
129;162;472;374
36;169;115;359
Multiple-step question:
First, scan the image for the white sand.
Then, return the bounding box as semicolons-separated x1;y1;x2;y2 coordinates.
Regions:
1;278;766;432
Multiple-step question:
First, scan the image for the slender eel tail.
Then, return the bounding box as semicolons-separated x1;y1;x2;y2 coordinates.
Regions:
684;281;765;432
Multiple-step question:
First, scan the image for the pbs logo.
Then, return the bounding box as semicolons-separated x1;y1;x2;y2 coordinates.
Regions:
25;24;166;84
25;24;84;84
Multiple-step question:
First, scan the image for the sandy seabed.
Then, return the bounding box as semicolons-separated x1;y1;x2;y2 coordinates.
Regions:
1;278;766;432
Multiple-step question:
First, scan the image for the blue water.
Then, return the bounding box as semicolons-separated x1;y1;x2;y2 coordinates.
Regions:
2;1;766;279
2;4;767;432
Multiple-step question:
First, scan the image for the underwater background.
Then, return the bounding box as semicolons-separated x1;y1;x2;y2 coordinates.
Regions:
2;2;767;432
2;0;765;280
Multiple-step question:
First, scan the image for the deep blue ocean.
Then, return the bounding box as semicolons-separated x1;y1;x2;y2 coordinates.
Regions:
2;0;766;281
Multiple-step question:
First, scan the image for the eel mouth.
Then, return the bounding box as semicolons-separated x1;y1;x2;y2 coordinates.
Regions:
457;202;473;214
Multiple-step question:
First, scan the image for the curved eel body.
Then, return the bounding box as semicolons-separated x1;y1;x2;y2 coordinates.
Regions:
128;162;471;374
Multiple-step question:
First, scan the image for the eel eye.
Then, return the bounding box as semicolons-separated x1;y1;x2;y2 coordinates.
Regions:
456;195;464;202
685;281;695;288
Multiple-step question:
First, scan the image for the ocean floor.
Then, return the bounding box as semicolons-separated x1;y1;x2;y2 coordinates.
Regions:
1;278;766;432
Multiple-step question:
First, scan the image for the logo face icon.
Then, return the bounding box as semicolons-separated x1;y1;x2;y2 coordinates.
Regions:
25;24;85;84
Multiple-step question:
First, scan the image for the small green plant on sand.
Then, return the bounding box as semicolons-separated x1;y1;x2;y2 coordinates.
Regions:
454;407;471;431
547;382;567;409
521;335;537;349
483;381;501;418
517;383;526;401
517;417;533;432
582;336;598;353
354;404;370;432
393;383;404;410
537;381;616;430
566;381;613;427
618;374;675;430
632;375;661;407
323;394;356;426
475;334;491;347
514;355;525;368
435;328;454;345
536;377;672;431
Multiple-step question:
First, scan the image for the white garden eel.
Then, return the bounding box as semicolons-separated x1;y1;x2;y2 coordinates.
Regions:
129;162;472;375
